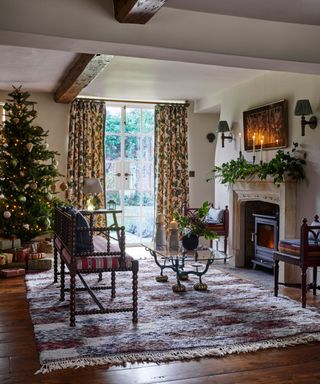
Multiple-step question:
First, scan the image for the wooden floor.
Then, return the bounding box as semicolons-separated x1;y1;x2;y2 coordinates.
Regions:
1;275;320;384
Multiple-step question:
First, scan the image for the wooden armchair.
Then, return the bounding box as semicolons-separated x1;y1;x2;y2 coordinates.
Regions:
274;216;320;308
184;205;229;261
54;206;138;327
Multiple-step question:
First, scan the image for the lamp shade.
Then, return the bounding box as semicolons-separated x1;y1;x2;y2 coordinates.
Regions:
83;178;103;194
217;120;230;133
294;99;313;116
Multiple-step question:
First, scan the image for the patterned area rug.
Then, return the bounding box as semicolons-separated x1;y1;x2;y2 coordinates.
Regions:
25;259;320;374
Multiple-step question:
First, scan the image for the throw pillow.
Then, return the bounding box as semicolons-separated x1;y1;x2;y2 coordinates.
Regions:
69;208;92;253
205;208;224;224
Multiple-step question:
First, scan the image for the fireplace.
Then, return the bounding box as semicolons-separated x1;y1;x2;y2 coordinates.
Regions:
253;214;279;270
229;176;298;284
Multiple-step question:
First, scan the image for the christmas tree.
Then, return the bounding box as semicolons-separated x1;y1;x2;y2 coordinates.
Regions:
0;86;61;241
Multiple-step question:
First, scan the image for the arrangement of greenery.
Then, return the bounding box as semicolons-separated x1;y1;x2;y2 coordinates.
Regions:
173;201;218;240
210;143;306;186
0;86;62;241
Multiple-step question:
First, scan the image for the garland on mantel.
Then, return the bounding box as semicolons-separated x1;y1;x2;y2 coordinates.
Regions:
209;142;306;186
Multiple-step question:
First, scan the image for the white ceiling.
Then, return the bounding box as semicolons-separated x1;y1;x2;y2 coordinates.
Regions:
1;0;320;109
81;56;263;102
165;0;320;25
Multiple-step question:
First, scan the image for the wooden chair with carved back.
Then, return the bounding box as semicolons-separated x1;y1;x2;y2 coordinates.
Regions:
274;215;320;308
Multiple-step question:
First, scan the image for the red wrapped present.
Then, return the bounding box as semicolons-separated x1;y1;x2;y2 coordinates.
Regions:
0;268;25;278
15;248;30;262
28;252;45;260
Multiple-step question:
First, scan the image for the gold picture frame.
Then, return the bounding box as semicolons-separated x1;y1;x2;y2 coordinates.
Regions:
243;100;288;151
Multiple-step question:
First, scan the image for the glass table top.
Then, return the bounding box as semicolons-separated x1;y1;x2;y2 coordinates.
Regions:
142;241;227;262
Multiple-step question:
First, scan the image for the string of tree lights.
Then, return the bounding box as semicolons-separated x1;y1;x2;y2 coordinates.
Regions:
0;86;63;241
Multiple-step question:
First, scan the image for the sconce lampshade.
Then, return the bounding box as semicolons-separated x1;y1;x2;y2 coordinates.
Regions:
217;120;230;133
83;178;103;195
294;99;313;116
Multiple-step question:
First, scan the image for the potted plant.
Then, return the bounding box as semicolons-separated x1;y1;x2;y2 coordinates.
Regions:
173;201;218;250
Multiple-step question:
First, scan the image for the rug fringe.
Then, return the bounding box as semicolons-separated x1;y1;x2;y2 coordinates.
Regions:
35;332;320;374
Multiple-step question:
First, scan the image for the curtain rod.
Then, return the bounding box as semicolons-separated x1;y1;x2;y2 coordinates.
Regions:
76;96;190;107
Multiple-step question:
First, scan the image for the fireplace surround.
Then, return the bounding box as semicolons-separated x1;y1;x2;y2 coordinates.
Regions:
229;176;298;283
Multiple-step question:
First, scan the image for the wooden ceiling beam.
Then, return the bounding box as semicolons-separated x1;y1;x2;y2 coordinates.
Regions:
54;54;112;103
113;0;167;24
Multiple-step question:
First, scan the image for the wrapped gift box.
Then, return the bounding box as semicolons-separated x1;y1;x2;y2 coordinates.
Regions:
37;241;53;254
5;247;30;262
0;237;21;250
0;262;26;269
28;258;52;271
0;268;25;277
28;252;46;260
0;253;13;265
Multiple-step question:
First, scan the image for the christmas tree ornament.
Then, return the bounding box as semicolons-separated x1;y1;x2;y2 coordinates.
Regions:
47;193;53;201
10;159;18;167
3;211;11;219
18;195;27;203
30;182;38;190
20;171;25;177
26;142;33;152
44;217;51;228
44;142;49;149
0;194;5;200
60;181;68;191
13;117;19;124
50;184;56;192
22;224;30;230
24;184;29;190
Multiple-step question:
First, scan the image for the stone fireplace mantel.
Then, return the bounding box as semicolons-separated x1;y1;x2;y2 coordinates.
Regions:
229;177;297;283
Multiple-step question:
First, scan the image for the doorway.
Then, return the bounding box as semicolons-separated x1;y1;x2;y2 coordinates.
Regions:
105;105;155;244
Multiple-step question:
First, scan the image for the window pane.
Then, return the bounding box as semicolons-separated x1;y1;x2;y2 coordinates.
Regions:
142;109;154;133
141;215;154;239
142;191;154;206
106;191;121;206
125;108;140;133
139;163;154;190
142;136;153;161
124;217;141;238
105;135;121;160
124;190;141;207
125;136;140;159
106;107;121;133
105;162;122;189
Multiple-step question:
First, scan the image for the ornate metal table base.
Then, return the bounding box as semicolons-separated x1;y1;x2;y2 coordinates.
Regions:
172;283;186;292
193;282;208;291
144;244;215;292
156;275;168;282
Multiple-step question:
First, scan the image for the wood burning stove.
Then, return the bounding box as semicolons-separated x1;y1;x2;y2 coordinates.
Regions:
252;214;279;269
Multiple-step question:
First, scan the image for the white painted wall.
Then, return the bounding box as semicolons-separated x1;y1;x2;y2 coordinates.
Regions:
188;105;217;207
0;90;70;198
212;71;320;250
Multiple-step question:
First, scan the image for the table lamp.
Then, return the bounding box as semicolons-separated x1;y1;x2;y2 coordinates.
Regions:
83;178;103;210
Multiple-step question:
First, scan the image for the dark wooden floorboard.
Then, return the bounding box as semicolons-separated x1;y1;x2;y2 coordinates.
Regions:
1;274;320;383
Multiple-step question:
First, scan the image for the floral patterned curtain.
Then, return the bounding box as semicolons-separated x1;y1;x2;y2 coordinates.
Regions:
67;99;106;212
154;104;189;227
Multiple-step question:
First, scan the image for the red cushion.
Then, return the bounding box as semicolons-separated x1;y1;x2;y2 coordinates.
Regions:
55;236;133;270
278;239;320;257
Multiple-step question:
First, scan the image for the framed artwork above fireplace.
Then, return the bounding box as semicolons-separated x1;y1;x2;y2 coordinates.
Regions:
243;99;288;151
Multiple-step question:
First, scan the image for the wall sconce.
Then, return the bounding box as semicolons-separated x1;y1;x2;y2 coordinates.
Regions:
217;120;233;148
294;99;317;137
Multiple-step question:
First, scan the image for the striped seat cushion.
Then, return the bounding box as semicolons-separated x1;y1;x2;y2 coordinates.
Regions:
278;239;320;257
55;236;133;270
